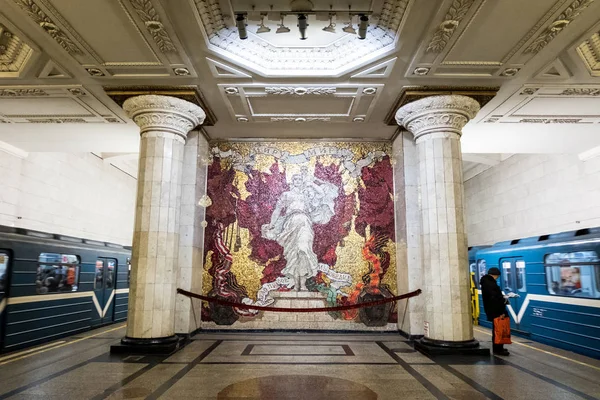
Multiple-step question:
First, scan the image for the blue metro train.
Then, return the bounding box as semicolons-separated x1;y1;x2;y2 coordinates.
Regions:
0;225;130;353
469;227;600;359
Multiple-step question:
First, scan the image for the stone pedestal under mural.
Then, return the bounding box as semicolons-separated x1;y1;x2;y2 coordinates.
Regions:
396;95;488;355
112;95;205;354
199;142;402;331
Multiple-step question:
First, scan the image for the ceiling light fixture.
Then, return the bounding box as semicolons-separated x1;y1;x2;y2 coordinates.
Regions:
322;12;336;33
357;14;369;39
276;14;290;33
236;14;247;40
256;13;271;34
297;14;308;40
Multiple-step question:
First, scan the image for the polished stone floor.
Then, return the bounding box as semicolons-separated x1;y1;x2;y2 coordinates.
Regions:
0;324;599;399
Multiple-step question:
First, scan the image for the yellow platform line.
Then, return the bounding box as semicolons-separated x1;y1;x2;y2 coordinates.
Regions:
0;341;66;363
474;327;600;372
0;324;126;366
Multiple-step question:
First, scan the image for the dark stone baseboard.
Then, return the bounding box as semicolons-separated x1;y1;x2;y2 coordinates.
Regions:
110;335;184;355
414;337;490;356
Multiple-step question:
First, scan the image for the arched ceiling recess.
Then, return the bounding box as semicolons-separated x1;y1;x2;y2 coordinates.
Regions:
193;0;410;77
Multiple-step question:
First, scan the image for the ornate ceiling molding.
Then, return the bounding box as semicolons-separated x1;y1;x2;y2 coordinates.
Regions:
560;88;600;96
0;23;34;74
384;86;499;125
13;0;81;55
192;0;411;75
425;0;477;54
128;0;177;54
577;30;600;77
265;87;336;96
0;88;47;96
524;0;596;54
104;86;217;126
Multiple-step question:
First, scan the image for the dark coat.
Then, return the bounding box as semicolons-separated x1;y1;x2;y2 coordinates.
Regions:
480;274;507;321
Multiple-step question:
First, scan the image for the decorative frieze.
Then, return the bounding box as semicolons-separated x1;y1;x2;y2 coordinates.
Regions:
13;0;82;55
128;0;177;53
0;88;48;96
270;117;331;122
519;118;582;123
524;0;596;54
426;0;477;53
560;88;600;96
265;87;336;96
27;118;86;123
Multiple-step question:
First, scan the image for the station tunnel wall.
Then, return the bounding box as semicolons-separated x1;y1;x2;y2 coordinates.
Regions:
465;153;600;245
0;151;136;245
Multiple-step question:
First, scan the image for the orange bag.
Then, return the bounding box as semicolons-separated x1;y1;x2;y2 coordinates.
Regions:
493;315;512;344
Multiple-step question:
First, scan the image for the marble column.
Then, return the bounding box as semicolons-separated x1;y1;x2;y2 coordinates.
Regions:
396;95;487;355
113;95;205;354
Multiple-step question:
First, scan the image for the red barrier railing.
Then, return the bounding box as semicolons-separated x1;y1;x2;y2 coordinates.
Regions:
176;288;422;313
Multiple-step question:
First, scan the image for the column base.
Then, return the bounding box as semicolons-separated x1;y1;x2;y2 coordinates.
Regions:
110;335;183;355
414;337;489;356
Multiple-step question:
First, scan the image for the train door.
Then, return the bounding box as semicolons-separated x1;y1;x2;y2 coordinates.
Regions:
500;257;530;333
93;258;116;325
0;250;10;350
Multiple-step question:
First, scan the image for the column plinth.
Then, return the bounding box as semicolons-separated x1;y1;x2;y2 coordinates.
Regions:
396;95;488;356
111;95;205;355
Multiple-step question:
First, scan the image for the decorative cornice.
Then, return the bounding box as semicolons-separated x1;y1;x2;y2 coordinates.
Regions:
378;0;411;33
265;87;336;96
0;23;34;74
524;0;596;54
0;88;47;96
128;0;177;53
560;88;600;96
425;0;477;53
123;95;206;138
27;118;86;123
13;0;82;55
384;86;498;125
519;118;582;123
395;95;480;140
104;86;217;126
576;31;600;77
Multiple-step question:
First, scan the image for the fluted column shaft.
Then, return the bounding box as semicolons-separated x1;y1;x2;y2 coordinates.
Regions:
396;95;480;343
124;95;205;341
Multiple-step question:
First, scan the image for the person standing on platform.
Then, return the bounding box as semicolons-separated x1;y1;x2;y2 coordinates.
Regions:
480;267;511;355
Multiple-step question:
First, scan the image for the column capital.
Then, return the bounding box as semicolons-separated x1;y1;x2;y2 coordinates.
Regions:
123;95;206;139
395;95;480;141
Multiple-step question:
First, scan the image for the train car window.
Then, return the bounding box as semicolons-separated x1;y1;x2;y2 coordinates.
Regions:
516;260;527;292
545;251;600;298
477;260;487;283
106;260;115;289
95;259;104;290
0;252;9;293
502;261;512;292
36;253;80;294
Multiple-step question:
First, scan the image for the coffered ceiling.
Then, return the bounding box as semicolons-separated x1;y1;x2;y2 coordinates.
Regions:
0;0;599;171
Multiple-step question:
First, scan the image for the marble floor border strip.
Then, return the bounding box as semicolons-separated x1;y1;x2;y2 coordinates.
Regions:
239;343;355;357
145;340;223;400
89;363;157;400
0;351;110;400
198;361;399;365
376;341;450;400
191;337;411;343
497;356;598;400
441;364;504;400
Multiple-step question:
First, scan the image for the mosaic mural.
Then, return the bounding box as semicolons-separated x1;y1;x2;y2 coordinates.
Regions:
201;142;399;326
